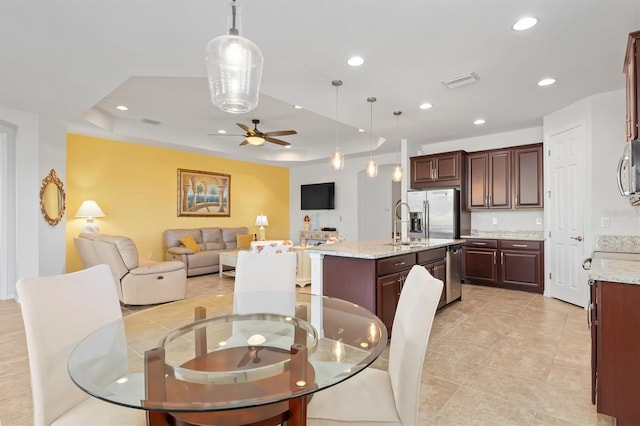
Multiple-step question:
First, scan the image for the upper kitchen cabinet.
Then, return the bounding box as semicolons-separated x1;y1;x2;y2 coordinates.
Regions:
465;143;543;211
624;30;640;141
466;150;511;210
513;144;543;208
410;150;466;189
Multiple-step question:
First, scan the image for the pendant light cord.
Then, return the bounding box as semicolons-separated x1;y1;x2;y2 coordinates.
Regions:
229;0;239;35
368;97;376;160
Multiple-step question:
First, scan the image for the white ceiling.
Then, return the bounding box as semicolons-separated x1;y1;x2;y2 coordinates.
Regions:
1;1;639;166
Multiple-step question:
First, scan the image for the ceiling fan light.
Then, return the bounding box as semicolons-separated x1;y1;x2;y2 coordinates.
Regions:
246;135;265;145
366;159;378;178
330;150;345;170
392;164;403;182
205;1;263;114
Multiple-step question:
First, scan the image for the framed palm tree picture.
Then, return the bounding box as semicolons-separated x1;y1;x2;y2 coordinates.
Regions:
177;168;230;217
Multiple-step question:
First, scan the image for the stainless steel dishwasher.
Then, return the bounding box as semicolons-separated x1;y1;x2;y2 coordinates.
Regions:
446;244;463;303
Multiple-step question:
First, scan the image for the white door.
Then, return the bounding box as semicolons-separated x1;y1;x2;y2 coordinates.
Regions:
546;123;589;307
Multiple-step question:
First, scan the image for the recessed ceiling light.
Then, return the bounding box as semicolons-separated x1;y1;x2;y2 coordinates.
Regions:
217;129;227;134
116;105;128;111
419;102;433;110
358;128;365;133
538;78;556;87
294;105;303;109
474;119;486;125
512;17;538;31
347;56;365;67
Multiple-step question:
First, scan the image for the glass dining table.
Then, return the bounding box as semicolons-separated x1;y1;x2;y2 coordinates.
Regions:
68;291;388;426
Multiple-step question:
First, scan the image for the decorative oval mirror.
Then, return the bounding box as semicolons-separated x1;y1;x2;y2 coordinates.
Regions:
40;169;66;226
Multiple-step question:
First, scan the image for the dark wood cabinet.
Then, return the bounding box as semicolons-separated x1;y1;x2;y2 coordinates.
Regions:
463;239;543;293
323;247;454;334
591;280;640;425
513;144;543;208
418;248;447;308
375;253;416;332
499;240;543;292
462;239;498;284
410;151;466;189
466;150;511;209
624;30;640;141
376;270;409;333
465;143;543;210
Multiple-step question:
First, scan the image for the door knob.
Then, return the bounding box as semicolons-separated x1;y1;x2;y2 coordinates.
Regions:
571;235;583;241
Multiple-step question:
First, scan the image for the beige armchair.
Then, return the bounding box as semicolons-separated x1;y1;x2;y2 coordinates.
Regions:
75;232;187;305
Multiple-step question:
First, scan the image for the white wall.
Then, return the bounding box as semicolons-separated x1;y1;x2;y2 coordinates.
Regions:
289;151;399;242
38;116;67;276
413;127;543;156
590;90;640;235
0;107;40;300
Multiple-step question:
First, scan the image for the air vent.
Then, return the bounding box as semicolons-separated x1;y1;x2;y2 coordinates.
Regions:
442;72;479;89
141;118;162;125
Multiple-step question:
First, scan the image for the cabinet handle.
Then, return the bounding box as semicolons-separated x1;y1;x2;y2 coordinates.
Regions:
394;261;406;266
493;252;496;264
489;195;492;206
485;196;488;206
587;303;593;329
500;252;504;265
512;244;528;248
472;242;487;246
515;195;518;205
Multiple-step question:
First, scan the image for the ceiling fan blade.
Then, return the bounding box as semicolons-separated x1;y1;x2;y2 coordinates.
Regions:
265;130;297;137
237;123;255;135
239;140;249;146
207;133;246;137
265;136;291;147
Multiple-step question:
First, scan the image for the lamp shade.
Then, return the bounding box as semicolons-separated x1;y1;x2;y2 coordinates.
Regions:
74;200;105;218
255;214;269;226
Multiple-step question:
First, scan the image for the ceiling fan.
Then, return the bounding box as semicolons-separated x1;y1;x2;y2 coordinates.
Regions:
211;119;297;147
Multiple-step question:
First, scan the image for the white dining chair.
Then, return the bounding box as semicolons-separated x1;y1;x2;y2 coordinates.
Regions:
17;264;146;426
234;250;297;293
306;264;443;426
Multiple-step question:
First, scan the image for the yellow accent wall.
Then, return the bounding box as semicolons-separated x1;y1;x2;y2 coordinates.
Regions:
66;134;289;272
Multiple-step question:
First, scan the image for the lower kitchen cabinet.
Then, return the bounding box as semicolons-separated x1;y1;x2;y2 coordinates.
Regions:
463;239;544;293
591;280;640;425
323;246;455;334
418;248;447;308
376;269;410;333
461;239;498;284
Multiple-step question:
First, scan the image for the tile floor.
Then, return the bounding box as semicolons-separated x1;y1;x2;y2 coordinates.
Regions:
0;275;614;425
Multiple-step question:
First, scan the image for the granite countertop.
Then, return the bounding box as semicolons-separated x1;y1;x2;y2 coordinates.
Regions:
588;257;640;285
588;235;640;285
304;239;464;260
460;230;545;241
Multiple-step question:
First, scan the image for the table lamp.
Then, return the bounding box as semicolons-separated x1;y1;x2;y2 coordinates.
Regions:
255;214;269;241
75;200;105;233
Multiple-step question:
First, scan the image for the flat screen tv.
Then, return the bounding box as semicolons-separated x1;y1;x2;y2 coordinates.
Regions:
301;182;335;210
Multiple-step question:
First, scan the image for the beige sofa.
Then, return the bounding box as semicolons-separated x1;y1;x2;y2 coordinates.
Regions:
163;227;250;277
74;233;187;305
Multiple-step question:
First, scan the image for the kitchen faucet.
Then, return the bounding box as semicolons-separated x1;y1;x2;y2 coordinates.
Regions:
393;202;410;245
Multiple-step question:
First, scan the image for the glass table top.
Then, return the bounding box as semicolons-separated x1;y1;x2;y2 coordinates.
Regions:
68;292;388;413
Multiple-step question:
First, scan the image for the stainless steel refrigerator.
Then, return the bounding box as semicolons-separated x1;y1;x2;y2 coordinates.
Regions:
406;188;470;239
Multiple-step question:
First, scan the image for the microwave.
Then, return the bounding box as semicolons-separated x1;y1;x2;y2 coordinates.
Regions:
617;139;640;205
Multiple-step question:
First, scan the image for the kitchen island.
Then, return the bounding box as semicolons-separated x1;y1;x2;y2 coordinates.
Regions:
305;239;464;333
587;246;640;425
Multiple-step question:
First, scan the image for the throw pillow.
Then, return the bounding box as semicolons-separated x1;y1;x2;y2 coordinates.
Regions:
179;235;200;253
236;233;253;249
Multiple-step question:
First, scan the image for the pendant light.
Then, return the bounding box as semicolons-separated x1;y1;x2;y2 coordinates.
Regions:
365;97;378;178
392;111;403;182
330;80;345;170
205;0;264;114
